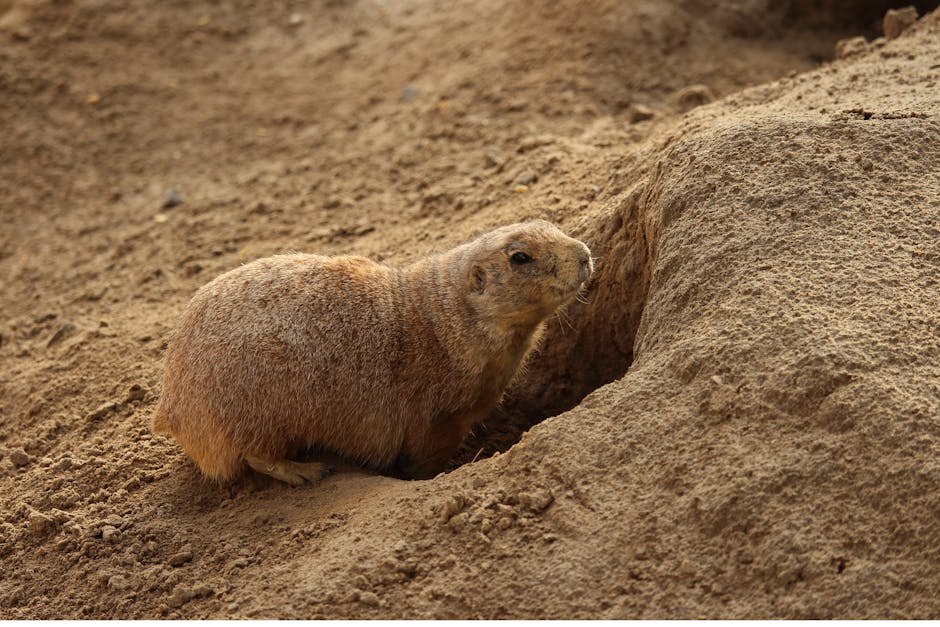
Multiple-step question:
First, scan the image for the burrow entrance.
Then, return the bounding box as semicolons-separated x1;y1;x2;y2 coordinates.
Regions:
450;186;651;469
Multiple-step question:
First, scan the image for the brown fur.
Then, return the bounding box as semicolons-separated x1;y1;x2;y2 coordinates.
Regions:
152;220;592;483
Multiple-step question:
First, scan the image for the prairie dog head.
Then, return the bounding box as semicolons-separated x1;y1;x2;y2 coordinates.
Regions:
461;220;593;329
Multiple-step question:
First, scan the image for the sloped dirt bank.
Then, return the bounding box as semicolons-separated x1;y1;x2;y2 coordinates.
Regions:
329;14;940;617
1;0;939;619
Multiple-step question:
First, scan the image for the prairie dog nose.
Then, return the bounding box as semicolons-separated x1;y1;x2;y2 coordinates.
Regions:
576;244;593;283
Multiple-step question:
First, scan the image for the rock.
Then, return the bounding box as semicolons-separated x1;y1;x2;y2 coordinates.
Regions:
516;135;554;153
124;384;147;403
101;525;121;543
86;401;117;422
104;514;125;527
46;322;77;348
511;169;538;187
10;448;30;468
835;36;869;60
519;489;555;513
169;545;193;566
883;6;918;40
193;585;213;598
28;511;56;536
439;495;467;523
402;85;418;102
167;586;193;608
54;457;73;471
227;557;250;571
357;591;380;607
627;104;655;123
137;540;157;561
324;195;343;209
167;584;211;608
288;12;303;26
675;84;715;113
446;511;469;532
163;187;182;209
484;149;505;169
55;538;75;552
108;575;130;591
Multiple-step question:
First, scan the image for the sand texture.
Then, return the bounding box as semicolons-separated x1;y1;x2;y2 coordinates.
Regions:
1;0;939;618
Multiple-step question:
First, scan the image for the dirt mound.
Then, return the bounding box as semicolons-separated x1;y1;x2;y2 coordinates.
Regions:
2;0;939;618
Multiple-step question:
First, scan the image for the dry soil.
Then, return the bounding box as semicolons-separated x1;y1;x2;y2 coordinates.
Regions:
1;0;939;619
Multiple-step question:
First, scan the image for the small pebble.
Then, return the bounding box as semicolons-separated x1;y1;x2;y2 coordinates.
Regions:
104;514;124;527
55;538;74;552
163;188;182;209
10;448;30;468
28;511;55;536
440;496;466;523
227;557;250;570
124;384;147;403
46;322;77;348
86;401;117;422
883;6;918;39
108;575;130;591
169;545;194;567
358;591;380;607
627;104;654;123
168;586;193;609
521;489;554;513
101;525;120;543
511;169;538;187
446;511;469;532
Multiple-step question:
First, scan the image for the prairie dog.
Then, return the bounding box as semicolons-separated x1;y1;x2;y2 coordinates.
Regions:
153;220;592;484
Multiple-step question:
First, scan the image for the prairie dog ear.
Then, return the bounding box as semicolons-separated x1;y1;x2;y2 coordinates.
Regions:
471;263;486;294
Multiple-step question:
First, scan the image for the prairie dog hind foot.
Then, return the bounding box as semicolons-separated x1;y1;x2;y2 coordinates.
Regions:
245;454;334;486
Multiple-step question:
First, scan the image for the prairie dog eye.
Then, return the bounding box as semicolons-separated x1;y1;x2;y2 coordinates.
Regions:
510;252;533;265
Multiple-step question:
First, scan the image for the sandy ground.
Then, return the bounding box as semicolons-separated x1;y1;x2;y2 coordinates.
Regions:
1;0;939;618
